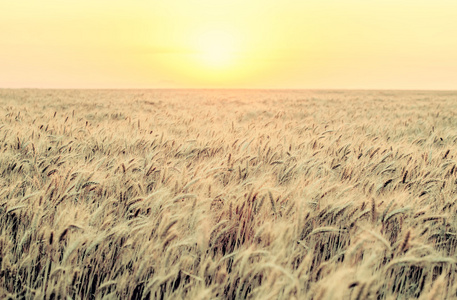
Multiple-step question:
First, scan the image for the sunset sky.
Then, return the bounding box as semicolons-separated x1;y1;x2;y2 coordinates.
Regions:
1;1;457;90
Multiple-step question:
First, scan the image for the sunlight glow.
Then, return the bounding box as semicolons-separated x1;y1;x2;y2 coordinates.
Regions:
194;30;237;69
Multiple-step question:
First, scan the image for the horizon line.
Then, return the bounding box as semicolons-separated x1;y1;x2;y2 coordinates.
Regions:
1;87;456;92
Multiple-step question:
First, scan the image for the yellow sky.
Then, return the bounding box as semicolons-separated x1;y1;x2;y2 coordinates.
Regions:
1;1;456;89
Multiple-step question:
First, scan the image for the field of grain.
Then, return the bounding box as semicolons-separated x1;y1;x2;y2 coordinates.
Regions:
1;89;457;299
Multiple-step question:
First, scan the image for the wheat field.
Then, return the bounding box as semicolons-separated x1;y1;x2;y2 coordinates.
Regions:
1;89;457;299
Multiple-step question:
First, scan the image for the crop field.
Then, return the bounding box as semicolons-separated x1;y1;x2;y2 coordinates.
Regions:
1;89;457;299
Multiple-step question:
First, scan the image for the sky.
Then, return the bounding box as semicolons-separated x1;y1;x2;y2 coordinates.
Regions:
1;1;457;90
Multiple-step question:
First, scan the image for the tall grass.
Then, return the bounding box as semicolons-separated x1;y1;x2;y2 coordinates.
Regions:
1;89;457;299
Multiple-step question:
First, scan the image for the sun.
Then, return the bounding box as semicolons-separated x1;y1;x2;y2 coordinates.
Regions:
195;30;237;69
203;43;232;67
176;28;253;86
